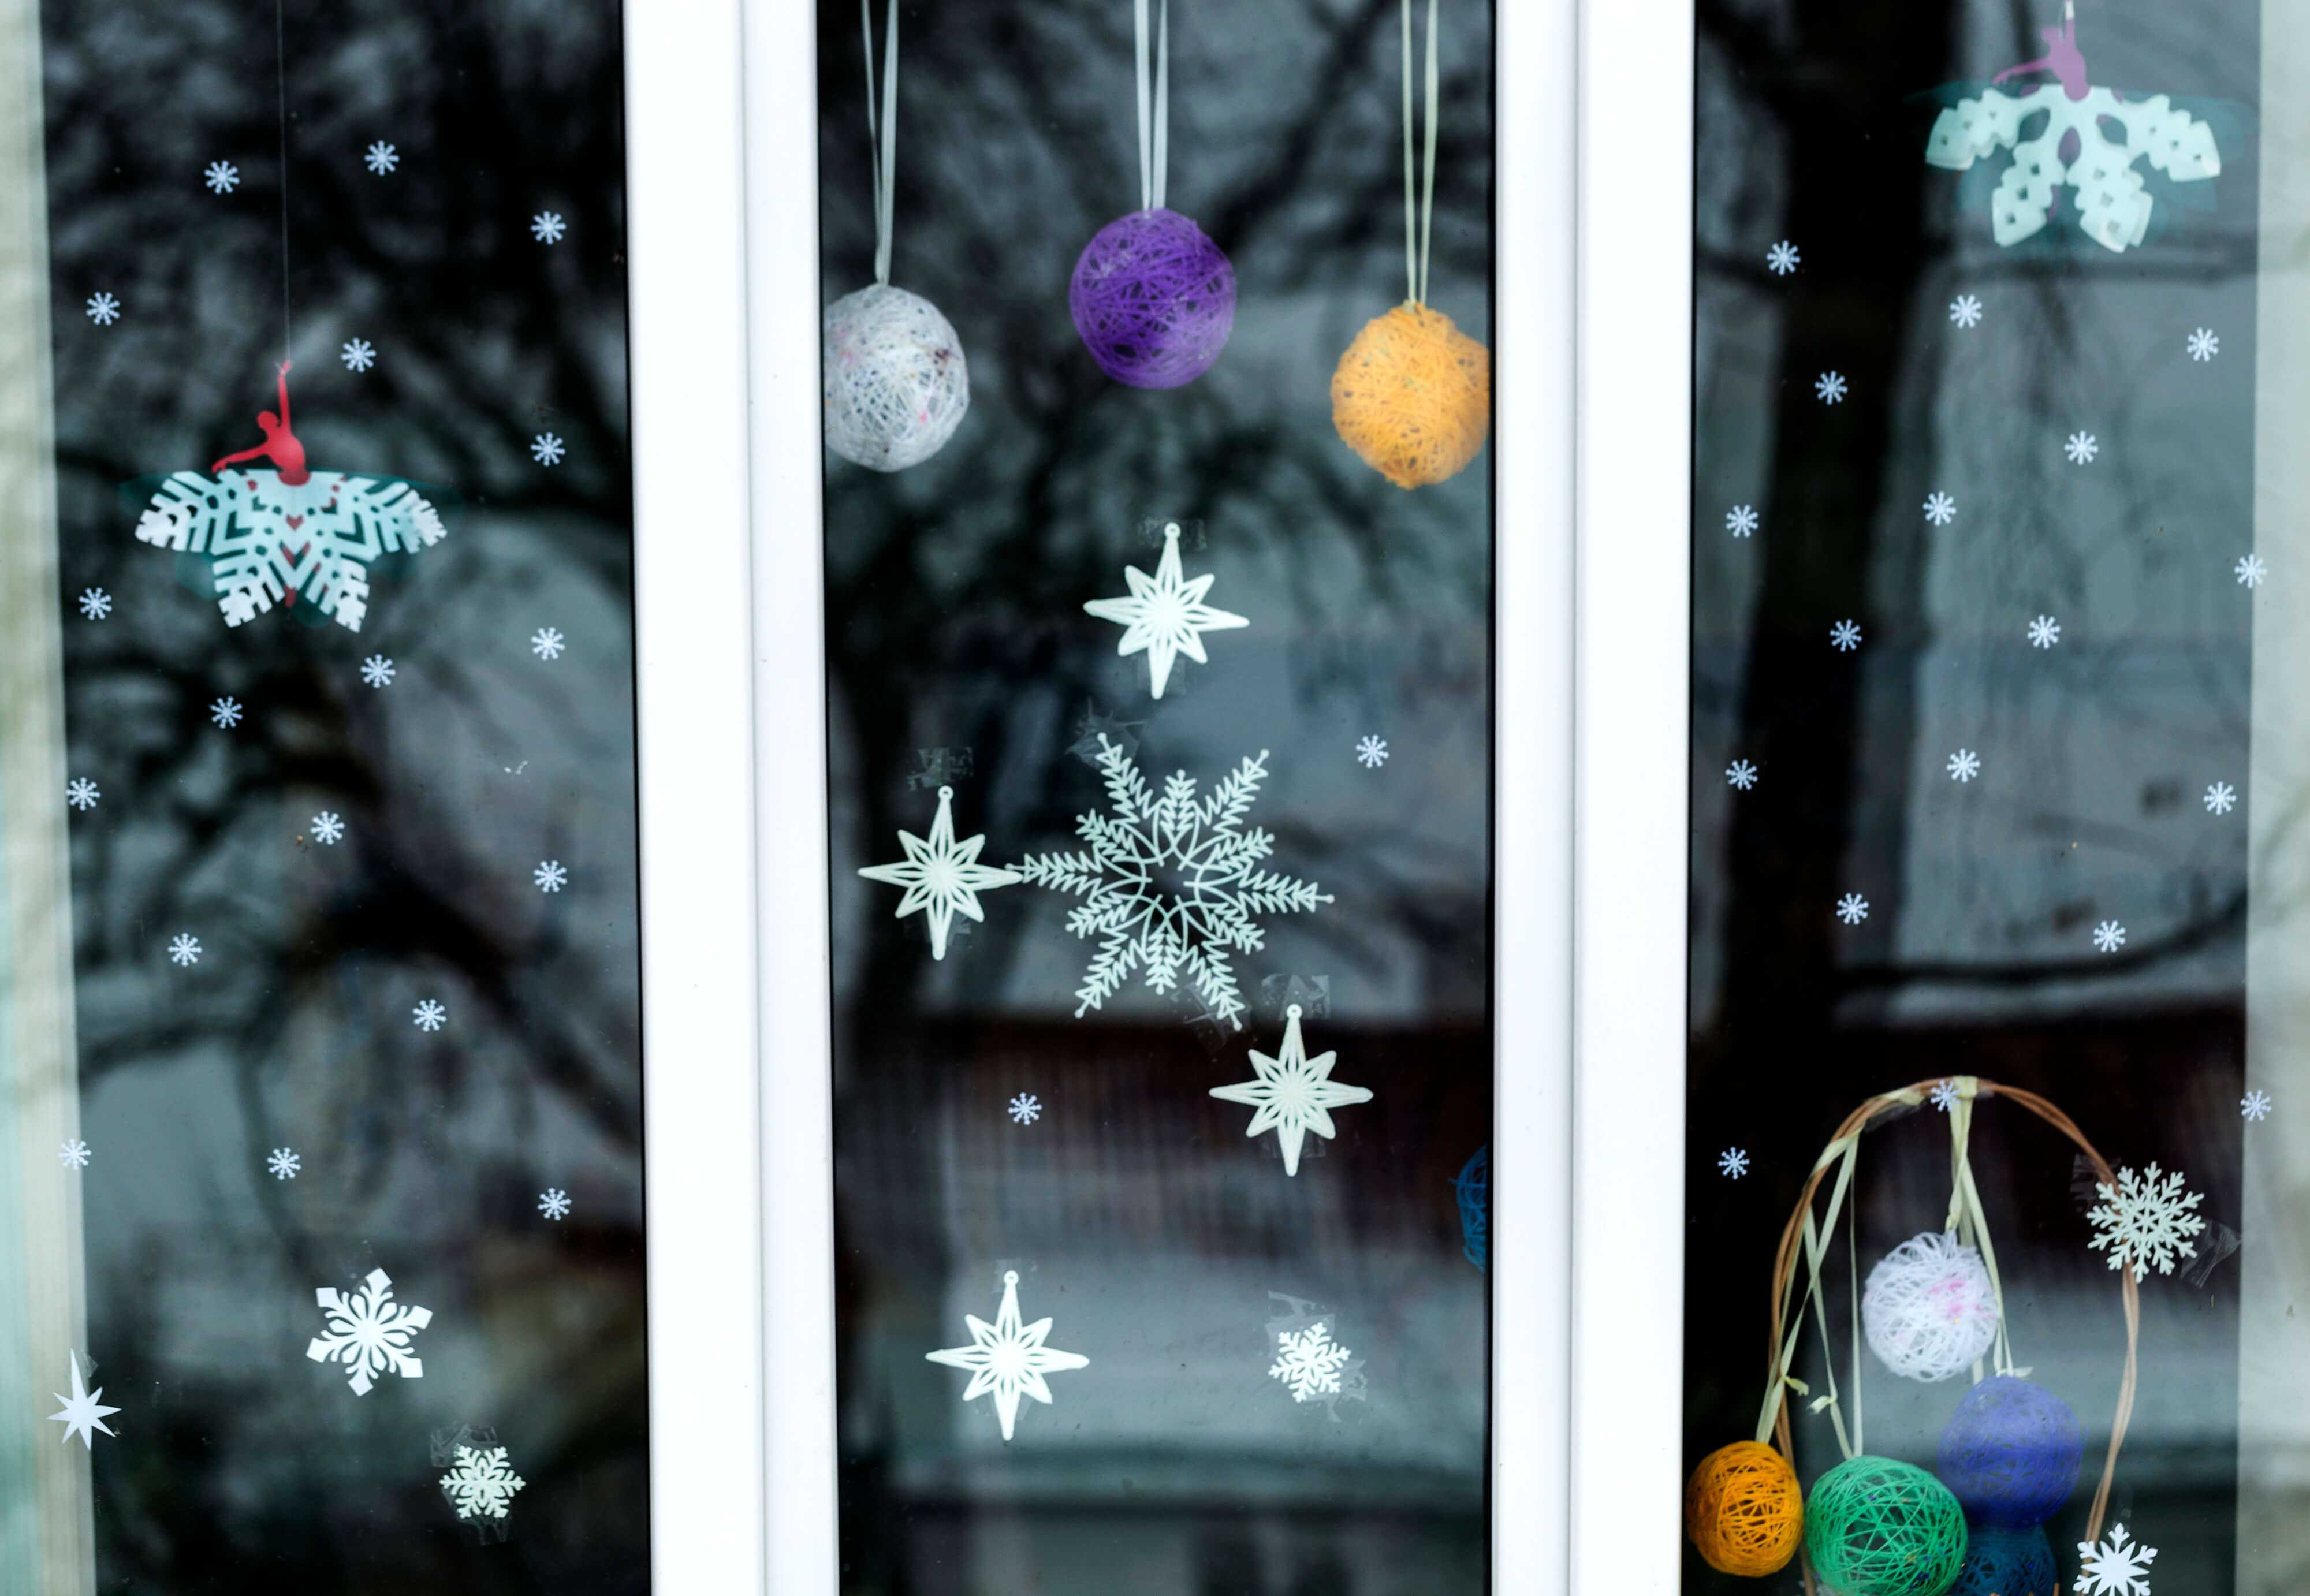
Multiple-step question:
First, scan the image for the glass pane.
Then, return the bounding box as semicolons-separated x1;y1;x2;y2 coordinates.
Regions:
817;1;1495;1590
0;0;649;1585
1685;3;2269;1594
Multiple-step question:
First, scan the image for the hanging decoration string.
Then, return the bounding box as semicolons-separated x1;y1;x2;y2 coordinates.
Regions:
1942;1077;2019;1378
1757;1130;1861;1459
1401;0;1439;304
1134;0;1169;211
274;0;293;361
860;0;900;285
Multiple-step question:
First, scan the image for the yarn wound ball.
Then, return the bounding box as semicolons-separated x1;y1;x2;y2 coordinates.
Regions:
1946;1524;2057;1596
1804;1456;1969;1596
1862;1230;2002;1383
1685;1440;1805;1576
1935;1375;2084;1527
1330;302;1491;488
1068;207;1235;389
822;284;970;472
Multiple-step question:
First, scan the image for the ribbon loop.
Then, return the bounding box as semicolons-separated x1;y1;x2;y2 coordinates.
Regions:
860;0;900;284
1135;0;1170;211
1400;0;1440;303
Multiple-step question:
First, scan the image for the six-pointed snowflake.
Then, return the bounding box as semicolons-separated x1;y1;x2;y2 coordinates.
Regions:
1930;1079;1961;1112
1269;1322;1353;1401
57;1138;91;1169
538;1188;571;1221
1948;748;1981;782
1726;504;1758;538
311;811;345;845
859;784;1019;960
531;626;565;659
2077;1523;2158;1596
1210;1004;1372;1176
66;778;100;811
169;933;202;967
1949;293;1984;328
926;1269;1089;1441
1726;759;1758;791
341;337;376;372
307;1266;431;1394
531;432;565;466
48;1353;119;1449
1083;523;1249;700
1718;1147;1748;1179
78;587;111;618
2066;431;2099;464
204;160;239;193
534;860;568;893
1355;736;1388;769
1008;1092;1041;1125
362;654;396;688
1014;736;1331;1028
2205;781;2237;815
2088;1164;2206;1281
1815;371;1847;404
413;999;448;1031
2028;614;2061;649
85;292;120;325
1836;893;1869;926
1923;491;1957;527
365;140;400;174
2236;554;2267;588
2242;1090;2273;1123
441;1445;527;1520
1765;241;1799;275
2093;919;2126;953
2188;327;2220;363
531;210;566;244
1830;620;1862;652
269;1147;301;1179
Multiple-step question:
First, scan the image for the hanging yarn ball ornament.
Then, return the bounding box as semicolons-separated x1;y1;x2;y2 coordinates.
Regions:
1330;303;1491;489
1685;1440;1805;1576
1804;1456;1969;1596
1068;208;1236;389
821;284;971;472
1935;1375;2084;1527
1945;1524;2057;1596
1861;1230;2002;1384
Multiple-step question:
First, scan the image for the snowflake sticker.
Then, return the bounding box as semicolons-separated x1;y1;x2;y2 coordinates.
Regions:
2066;431;2099;465
2076;1524;2158;1596
538;1188;571;1221
1815;371;1847;404
1830;620;1862;652
66;778;100;811
2093;919;2126;953
413;999;448;1031
78;587;111;618
211;695;244;727
1948;749;1981;782
310;811;345;845
531;210;566;244
2205;781;2237;815
531;627;565;659
48;1353;119;1449
1008;1092;1041;1124
2188;327;2220;363
2242;1090;2272;1123
2028;615;2061;649
1355;736;1388;769
1765;241;1800;275
365;140;400;174
268;1147;301;1179
362;654;396;688
2236;554;2267;589
341;338;376;372
2088;1164;2206;1281
1726;504;1758;538
1949;293;1984;328
530;432;565;466
925;1270;1089;1441
859;785;1019;961
169;933;202;967
1924;491;1957;527
1726;759;1758;791
85;292;120;325
204;160;240;193
57;1138;90;1169
1836;893;1869;926
1083;522;1249;700
1930;1079;1960;1112
1209;1004;1372;1177
1718;1147;1749;1179
441;1445;526;1520
307;1266;431;1394
1269;1322;1353;1402
1015;736;1331;1028
534;860;568;893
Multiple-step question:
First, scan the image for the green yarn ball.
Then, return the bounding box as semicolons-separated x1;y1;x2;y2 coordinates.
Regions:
1804;1456;1969;1596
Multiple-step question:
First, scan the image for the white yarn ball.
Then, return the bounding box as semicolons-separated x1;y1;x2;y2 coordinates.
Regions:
822;284;970;472
1861;1230;2001;1383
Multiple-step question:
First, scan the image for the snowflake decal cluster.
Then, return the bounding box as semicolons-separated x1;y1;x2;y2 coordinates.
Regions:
307;1267;432;1395
1269;1322;1353;1403
2087;1164;2207;1281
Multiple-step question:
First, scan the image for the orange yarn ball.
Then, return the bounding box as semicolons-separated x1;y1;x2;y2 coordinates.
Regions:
1330;302;1491;489
1686;1441;1805;1577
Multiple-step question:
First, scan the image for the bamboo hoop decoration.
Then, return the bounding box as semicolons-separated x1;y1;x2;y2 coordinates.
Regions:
1761;1077;2140;1588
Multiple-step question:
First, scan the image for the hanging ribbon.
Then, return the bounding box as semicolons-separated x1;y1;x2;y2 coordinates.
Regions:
1757;1132;1861;1460
860;0;900;285
1134;0;1170;211
1400;0;1439;304
1942;1077;2020;1378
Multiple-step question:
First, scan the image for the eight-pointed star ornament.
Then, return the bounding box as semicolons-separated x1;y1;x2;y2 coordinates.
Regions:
925;1270;1090;1441
49;1351;121;1449
1209;1004;1373;1176
1083;521;1249;699
858;785;1020;960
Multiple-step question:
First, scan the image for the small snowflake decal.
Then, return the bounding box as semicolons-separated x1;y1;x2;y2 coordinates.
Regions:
1718;1147;1749;1179
210;695;244;728
2188;327;2220;363
531;210;567;244
1210;1005;1372;1176
538;1188;571;1221
57;1138;90;1169
168;933;202;967
1765;241;1800;275
531;626;565;660
1923;491;1957;527
84;292;120;326
1949;293;1984;329
310;811;345;845
2236;554;2267;588
1009;1092;1041;1124
341;337;376;372
534;860;568;893
1355;736;1388;769
1830;619;1862;652
2088;1165;2205;1281
77;587;111;619
1836;893;1870;926
2028;614;2061;650
441;1445;526;1521
2205;781;2237;815
1947;748;1981;782
2242;1090;2273;1123
1815;371;1847;404
268;1147;301;1180
2092;919;2126;953
2066;431;2099;464
307;1266;431;1394
1726;759;1758;791
362;654;396;688
204;159;240;193
1930;1079;1960;1112
413;999;448;1031
66;778;100;811
531;432;565;466
1269;1322;1353;1401
926;1270;1090;1441
365;140;400;174
2076;1524;2158;1596
1726;504;1758;538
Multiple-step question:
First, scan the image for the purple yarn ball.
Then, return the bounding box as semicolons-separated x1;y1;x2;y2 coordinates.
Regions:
1068;207;1236;389
1935;1376;2084;1528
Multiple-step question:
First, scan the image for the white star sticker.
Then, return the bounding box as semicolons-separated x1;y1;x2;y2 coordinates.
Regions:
1209;1004;1373;1177
925;1270;1089;1441
49;1352;120;1449
858;785;1020;960
1083;522;1249;699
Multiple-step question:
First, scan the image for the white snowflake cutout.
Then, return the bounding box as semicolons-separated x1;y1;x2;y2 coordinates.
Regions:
1209;1005;1372;1177
2077;1523;2157;1596
925;1270;1089;1441
441;1445;527;1520
859;785;1019;961
1082;521;1249;699
306;1267;432;1394
1269;1322;1353;1402
2087;1163;2206;1281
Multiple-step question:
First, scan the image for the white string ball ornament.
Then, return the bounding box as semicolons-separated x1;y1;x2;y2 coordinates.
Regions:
1861;1230;2001;1383
821;284;970;472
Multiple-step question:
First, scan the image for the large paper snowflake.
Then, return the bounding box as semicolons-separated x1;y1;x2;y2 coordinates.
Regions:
2087;1162;2207;1281
1926;87;2219;254
1210;1004;1372;1176
925;1270;1089;1441
133;469;446;632
1014;735;1330;1028
306;1267;432;1394
2077;1524;2157;1596
1269;1321;1353;1403
440;1445;527;1520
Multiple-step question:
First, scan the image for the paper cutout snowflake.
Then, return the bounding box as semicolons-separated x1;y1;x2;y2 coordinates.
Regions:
1269;1322;1353;1402
2093;919;2126;953
1209;1004;1372;1176
341;338;376;372
1830;620;1861;652
85;292;119;325
531;210;566;244
531;627;565;659
2088;1164;2206;1281
1948;749;1981;782
1726;504;1758;538
49;1353;119;1449
926;1270;1089;1441
1082;522;1249;700
311;811;345;845
1718;1147;1748;1179
2029;614;2061;648
57;1138;90;1169
440;1445;526;1520
211;696;243;727
1765;241;1799;275
204;160;239;193
365;140;400;174
2188;327;2219;362
1950;293;1984;328
169;933;202;966
362;654;395;687
531;432;565;466
2236;554;2267;588
1836;893;1869;925
1816;372;1847;404
1015;736;1331;1028
307;1267;431;1394
413;999;448;1031
66;778;99;811
2066;431;2099;464
2242;1090;2272;1123
2077;1523;2157;1596
859;785;1019;961
533;860;568;893
1726;759;1758;790
538;1188;571;1220
1008;1093;1041;1124
1928;84;2218;253
78;587;110;618
1355;736;1388;769
1930;1080;1961;1112
2205;782;2237;815
268;1147;301;1179
1924;491;1957;526
133;469;446;632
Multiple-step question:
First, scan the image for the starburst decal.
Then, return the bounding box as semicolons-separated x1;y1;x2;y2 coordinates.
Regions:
859;785;1019;960
1082;522;1249;699
925;1270;1089;1441
1209;1005;1372;1177
48;1352;120;1449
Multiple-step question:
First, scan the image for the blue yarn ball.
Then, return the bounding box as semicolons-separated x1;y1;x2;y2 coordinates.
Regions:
1946;1524;2056;1596
1935;1376;2084;1527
